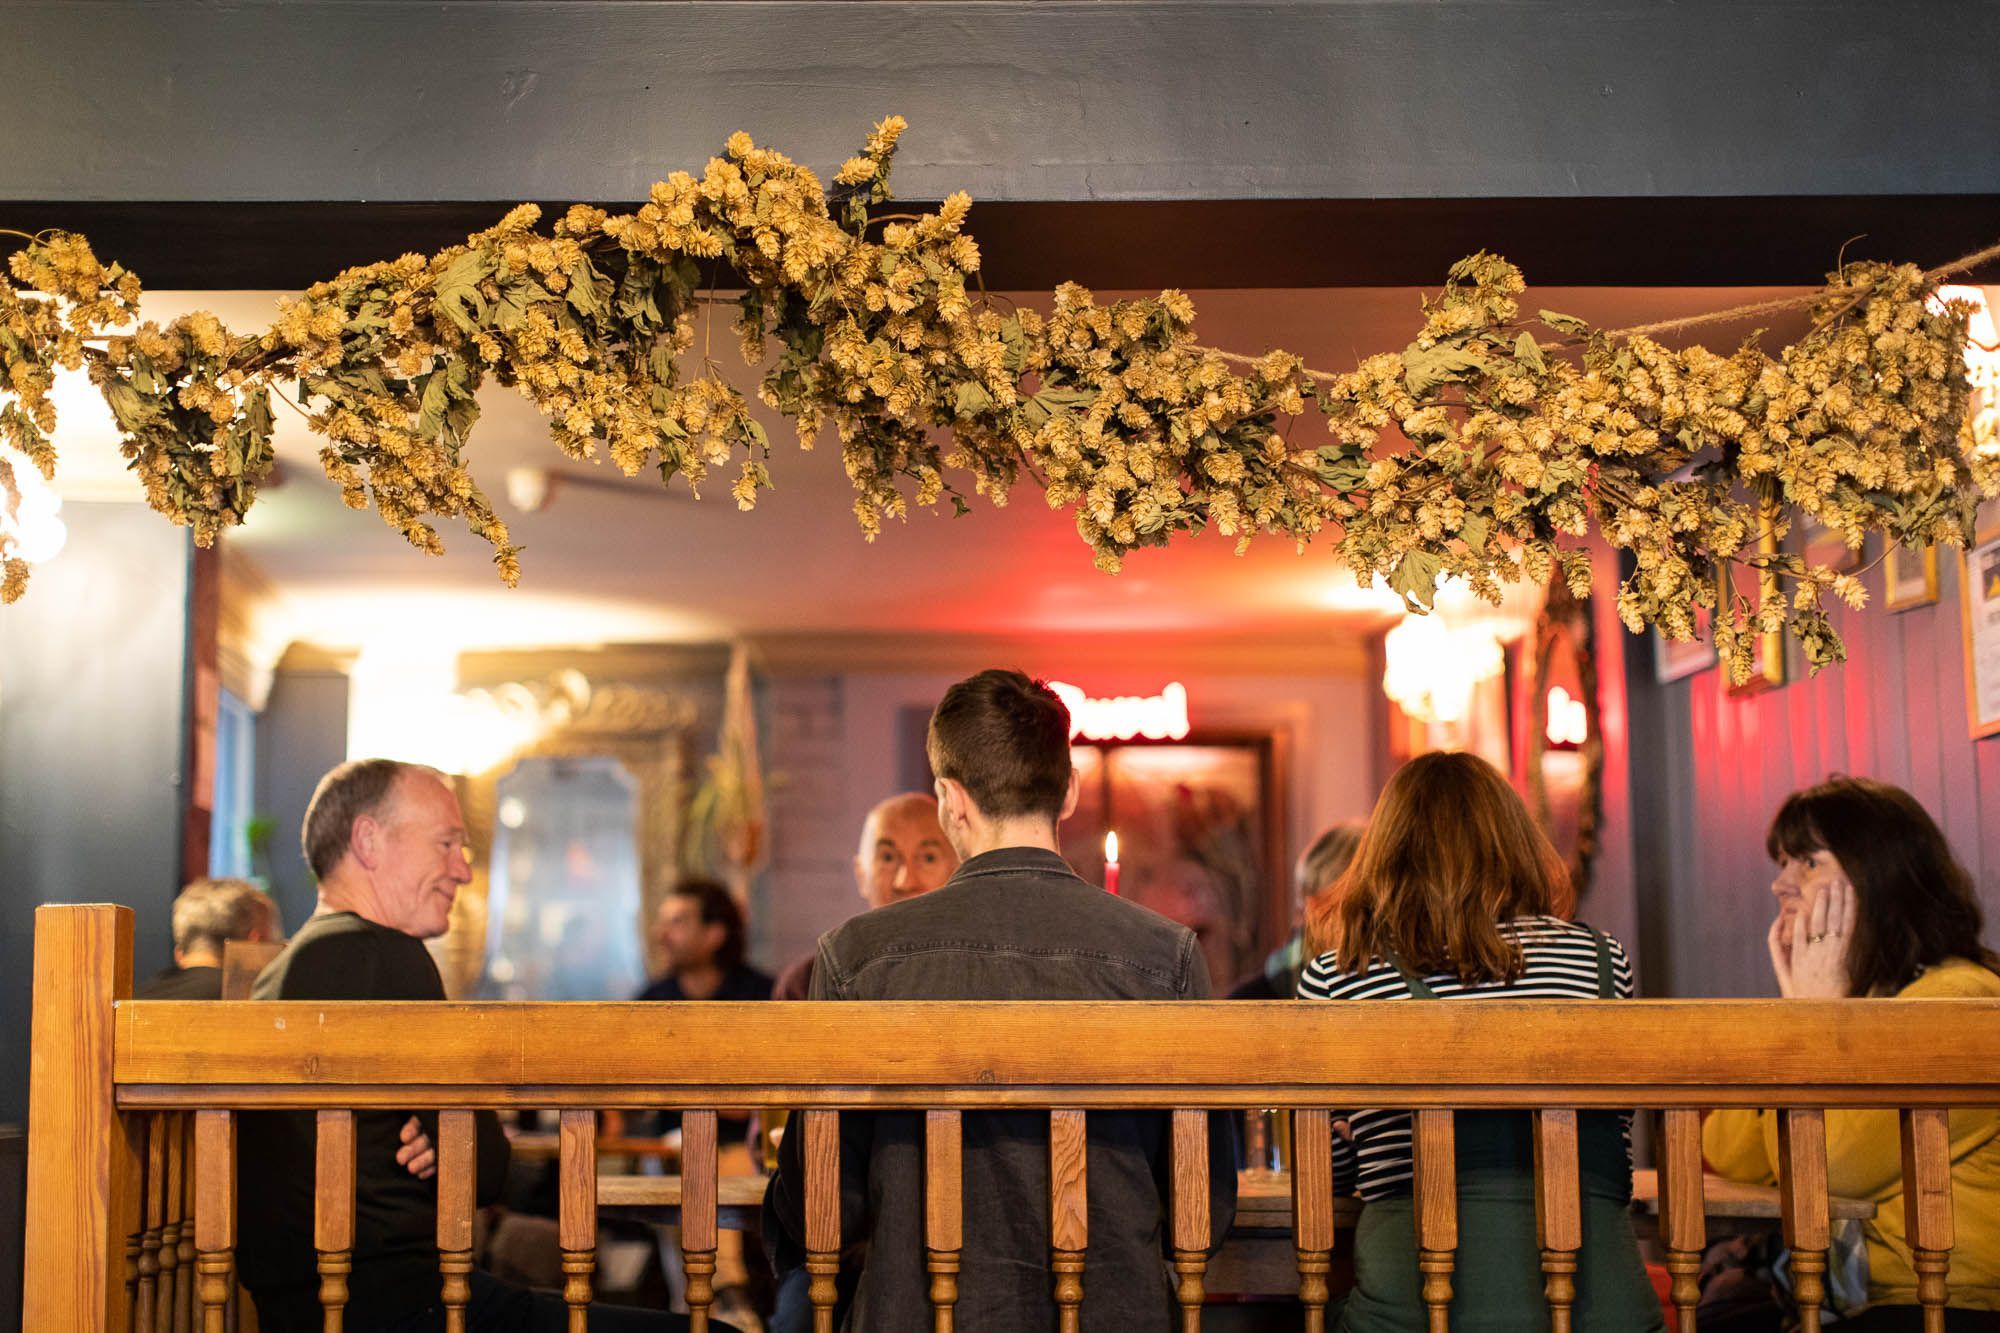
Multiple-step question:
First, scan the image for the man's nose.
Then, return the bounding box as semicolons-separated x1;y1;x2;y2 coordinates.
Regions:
892;860;917;890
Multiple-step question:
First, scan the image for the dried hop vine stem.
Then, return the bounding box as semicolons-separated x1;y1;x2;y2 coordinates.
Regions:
2;120;1995;684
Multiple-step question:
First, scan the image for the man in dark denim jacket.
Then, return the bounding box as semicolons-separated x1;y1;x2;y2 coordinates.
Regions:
765;669;1239;1331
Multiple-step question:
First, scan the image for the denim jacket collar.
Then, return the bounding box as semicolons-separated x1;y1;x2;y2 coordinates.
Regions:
947;844;1083;884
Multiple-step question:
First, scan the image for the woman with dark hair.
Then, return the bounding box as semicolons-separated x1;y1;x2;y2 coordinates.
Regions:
1705;777;2000;1329
1298;751;1662;1332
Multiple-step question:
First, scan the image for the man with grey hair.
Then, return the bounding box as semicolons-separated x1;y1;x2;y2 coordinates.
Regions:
237;758;721;1333
135;876;284;1000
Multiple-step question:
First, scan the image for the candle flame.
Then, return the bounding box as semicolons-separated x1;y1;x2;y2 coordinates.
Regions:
1104;830;1119;864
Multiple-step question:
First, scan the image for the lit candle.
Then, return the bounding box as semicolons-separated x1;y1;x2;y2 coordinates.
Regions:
1103;831;1120;895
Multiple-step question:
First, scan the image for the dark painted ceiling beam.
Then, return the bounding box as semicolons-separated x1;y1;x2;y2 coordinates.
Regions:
8;197;1997;290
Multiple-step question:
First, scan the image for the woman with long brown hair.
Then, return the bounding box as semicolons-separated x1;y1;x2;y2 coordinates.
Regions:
1298;750;1662;1333
1705;777;2000;1330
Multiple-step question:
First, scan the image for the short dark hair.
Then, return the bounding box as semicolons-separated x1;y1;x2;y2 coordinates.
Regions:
1767;776;1998;996
671;878;747;972
301;759;425;882
926;669;1073;821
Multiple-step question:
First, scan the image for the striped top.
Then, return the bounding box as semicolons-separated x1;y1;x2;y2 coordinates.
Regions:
1296;915;1637;1200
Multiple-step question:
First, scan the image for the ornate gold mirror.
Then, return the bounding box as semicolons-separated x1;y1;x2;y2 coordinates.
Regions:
430;671;698;998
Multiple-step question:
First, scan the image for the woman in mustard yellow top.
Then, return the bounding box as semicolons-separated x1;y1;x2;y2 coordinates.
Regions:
1705;777;2000;1331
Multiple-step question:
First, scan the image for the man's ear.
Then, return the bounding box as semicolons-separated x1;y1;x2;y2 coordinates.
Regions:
1058;767;1080;822
935;776;971;830
350;813;382;871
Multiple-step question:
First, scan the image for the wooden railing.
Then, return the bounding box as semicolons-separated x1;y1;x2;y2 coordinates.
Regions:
25;904;2000;1333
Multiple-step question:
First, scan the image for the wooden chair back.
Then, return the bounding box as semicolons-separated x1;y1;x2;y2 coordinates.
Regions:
218;941;284;1001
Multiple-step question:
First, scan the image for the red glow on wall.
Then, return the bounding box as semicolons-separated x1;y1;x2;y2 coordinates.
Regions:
1048;680;1192;741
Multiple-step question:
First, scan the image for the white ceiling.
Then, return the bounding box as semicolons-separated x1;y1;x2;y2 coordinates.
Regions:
45;284;1813;656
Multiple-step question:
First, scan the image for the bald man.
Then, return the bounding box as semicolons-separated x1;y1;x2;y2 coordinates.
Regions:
769;792;958;1000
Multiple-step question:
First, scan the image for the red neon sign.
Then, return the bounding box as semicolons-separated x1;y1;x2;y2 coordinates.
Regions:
1048;680;1191;742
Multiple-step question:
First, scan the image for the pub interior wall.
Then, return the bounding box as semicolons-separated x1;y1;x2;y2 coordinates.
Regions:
1626;548;2000;1000
0;503;193;1126
757;666;1383;982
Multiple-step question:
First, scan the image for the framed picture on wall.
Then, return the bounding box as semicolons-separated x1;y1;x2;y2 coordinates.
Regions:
1962;528;2000;740
1798;512;1864;573
1652;615;1716;684
1884;543;1939;610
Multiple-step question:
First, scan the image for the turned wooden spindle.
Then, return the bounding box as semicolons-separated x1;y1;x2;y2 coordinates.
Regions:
1291;1111;1335;1333
1901;1108;1955;1333
1531;1110;1581;1333
193;1111;236;1333
178;1114;197;1333
1049;1109;1089;1333
1412;1109;1458;1333
133;1113;166;1333
802;1110;842;1333
1657;1110;1706;1333
315;1111;357;1332
1170;1109;1211;1332
925;1110;963;1333
157;1112;185;1333
558;1110;600;1332
435;1111;476;1333
126;1226;143;1327
1779;1109;1831;1333
678;1110;717;1332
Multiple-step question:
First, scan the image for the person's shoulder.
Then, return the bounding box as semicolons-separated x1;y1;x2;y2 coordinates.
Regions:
730;964;775;1000
255;913;436;1000
634;974;682;1002
1900;957;2000;998
770;952;815;1001
1298;951;1403;1000
135;965;223;1001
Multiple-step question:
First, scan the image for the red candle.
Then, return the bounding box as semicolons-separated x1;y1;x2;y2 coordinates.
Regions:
1103;831;1121;895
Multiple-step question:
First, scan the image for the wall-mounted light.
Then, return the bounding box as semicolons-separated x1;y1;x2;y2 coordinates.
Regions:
346;644;542;775
1544;685;1589;748
1381;612;1504;724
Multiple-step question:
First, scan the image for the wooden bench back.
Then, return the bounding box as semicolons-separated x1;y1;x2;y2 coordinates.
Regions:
25;903;2000;1333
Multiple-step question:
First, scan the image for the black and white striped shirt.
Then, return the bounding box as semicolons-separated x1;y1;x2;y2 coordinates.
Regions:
1295;915;1636;1200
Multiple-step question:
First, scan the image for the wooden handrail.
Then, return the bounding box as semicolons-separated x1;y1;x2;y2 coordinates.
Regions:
111;996;2000;1108
28;903;2000;1333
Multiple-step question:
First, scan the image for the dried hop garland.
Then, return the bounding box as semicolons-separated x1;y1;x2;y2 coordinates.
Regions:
3;118;1995;683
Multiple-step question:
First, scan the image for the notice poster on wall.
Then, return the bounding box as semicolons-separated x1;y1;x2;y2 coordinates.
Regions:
1963;531;2000;740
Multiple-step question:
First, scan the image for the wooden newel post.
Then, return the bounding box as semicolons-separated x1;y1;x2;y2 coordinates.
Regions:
25;903;142;1333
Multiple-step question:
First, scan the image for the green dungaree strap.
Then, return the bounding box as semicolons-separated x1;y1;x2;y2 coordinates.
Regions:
1332;926;1666;1333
